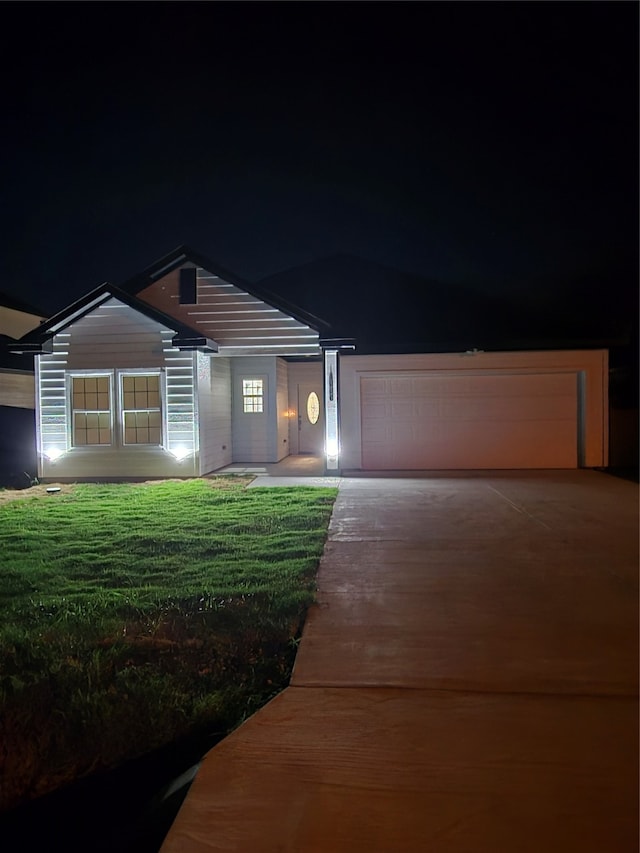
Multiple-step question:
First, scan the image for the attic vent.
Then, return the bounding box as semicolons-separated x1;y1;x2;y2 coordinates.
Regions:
179;268;197;304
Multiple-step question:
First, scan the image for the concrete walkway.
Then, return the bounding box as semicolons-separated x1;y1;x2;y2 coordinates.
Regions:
161;470;638;852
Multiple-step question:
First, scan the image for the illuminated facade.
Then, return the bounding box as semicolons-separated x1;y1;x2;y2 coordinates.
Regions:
10;246;609;478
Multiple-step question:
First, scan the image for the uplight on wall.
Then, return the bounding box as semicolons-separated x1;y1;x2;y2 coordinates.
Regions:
325;438;340;459
170;445;192;461
43;446;65;461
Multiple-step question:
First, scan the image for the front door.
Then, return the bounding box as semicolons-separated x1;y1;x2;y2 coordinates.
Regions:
297;383;324;454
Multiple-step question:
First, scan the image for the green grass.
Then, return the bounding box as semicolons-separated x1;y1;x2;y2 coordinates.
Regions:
0;479;337;811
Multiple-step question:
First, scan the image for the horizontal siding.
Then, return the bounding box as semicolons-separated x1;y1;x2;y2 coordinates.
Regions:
197;355;232;475
41;448;197;479
37;336;70;472
136;266;320;357
0;371;35;409
231;357;276;462
66;299;176;369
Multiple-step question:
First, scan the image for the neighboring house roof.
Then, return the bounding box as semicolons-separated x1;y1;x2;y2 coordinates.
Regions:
8;283;218;354
121;245;331;334
256;254;522;354
256;254;630;355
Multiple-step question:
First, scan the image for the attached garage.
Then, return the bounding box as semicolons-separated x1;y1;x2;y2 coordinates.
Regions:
339;351;608;471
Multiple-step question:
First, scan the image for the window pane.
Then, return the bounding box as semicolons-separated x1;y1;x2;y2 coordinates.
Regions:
71;376;111;447
121;375;162;444
307;391;320;425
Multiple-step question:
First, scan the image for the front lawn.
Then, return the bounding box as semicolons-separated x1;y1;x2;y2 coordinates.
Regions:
0;478;336;812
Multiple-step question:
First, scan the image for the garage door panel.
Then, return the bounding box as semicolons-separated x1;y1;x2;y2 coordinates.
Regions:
360;372;578;470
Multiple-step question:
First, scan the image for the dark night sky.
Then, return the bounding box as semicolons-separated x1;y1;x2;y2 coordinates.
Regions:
0;2;637;339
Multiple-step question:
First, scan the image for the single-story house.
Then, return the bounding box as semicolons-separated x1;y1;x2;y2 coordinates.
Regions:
8;246;608;480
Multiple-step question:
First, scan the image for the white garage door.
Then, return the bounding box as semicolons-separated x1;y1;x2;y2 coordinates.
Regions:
360;372;579;470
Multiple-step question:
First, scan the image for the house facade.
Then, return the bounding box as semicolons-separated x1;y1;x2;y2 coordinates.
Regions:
9;247;609;480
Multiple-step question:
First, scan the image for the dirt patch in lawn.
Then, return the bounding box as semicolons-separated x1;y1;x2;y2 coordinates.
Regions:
0;476;254;506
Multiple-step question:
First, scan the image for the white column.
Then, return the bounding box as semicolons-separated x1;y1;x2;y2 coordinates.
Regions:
323;348;340;471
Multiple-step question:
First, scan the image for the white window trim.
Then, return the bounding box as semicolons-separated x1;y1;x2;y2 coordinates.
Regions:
118;369;164;447
68;371;114;448
241;376;266;414
67;369;167;450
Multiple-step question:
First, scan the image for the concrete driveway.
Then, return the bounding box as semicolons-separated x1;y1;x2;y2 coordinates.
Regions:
162;470;638;853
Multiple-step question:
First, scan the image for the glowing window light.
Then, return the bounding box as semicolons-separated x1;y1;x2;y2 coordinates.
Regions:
306;392;320;425
242;379;264;413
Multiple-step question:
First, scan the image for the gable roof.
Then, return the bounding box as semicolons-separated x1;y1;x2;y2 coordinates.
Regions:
122;245;332;333
8;283;217;354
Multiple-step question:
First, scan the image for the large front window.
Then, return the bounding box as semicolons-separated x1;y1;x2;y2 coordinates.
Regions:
72;376;112;446
69;372;163;448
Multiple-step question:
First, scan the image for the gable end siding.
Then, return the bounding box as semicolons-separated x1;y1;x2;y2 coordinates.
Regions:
136;267;320;357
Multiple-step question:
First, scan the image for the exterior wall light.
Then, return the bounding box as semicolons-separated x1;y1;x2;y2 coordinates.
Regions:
170;445;192;461
325;438;340;459
43;446;65;461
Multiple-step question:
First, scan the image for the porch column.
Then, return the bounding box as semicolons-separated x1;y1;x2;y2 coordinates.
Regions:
321;338;355;474
323;347;340;472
